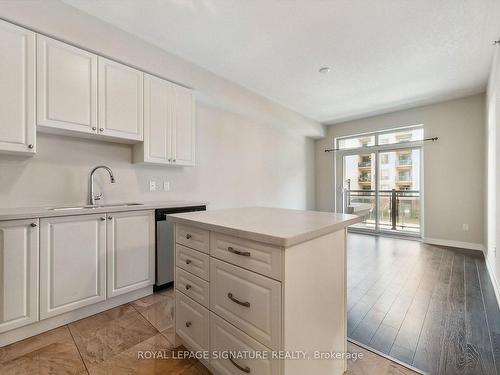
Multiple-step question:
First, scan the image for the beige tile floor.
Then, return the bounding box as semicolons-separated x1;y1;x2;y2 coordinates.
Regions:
0;288;417;375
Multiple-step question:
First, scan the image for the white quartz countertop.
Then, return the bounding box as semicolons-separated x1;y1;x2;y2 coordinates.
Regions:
0;200;207;221
167;206;363;247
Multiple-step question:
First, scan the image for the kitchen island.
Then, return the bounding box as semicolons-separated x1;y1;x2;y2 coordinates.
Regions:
168;207;362;375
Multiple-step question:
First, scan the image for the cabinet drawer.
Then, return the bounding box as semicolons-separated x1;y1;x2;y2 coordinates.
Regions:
210;232;282;280
210;313;280;375
210;258;281;350
176;244;210;281
175;266;209;308
175;291;209;353
176;224;209;253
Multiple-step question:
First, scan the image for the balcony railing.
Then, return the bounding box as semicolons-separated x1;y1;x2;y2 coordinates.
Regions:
396;175;411;182
358;175;371;182
358;161;372;167
396;159;412;166
345;189;420;232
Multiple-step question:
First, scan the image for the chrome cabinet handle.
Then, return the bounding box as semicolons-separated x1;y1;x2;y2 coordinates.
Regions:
229;354;251;373
185;259;192;265
185;234;192;239
227;293;250;308
185;321;192;328
107;216;113;220
30;222;37;227
100;217;106;221
92;126;97;131
99;128;104;132
28;144;34;149
228;246;251;257
185;284;192;290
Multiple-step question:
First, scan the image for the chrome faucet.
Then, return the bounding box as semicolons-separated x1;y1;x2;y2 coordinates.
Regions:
88;166;115;205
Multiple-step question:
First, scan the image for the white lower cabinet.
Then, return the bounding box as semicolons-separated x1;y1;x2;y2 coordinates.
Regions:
106;211;155;298
40;214;106;319
0;219;39;333
210;313;279;375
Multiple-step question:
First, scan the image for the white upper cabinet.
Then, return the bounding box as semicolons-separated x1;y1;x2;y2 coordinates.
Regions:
37;35;98;135
98;57;143;141
0;219;39;333
0;20;35;155
134;74;174;163
134;74;195;166
172;84;195;166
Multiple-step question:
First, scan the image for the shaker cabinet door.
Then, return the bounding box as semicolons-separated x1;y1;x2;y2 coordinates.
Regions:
0;20;35;155
37;35;98;134
106;211;155;297
40;214;106;319
0;219;39;333
98;57;143;141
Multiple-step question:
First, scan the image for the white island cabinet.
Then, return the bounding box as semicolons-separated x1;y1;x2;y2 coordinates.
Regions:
168;207;362;375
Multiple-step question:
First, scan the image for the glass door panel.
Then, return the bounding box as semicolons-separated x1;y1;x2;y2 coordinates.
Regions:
378;148;421;235
343;153;376;230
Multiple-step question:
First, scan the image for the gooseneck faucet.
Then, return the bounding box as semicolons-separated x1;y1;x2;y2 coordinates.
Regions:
88;166;116;205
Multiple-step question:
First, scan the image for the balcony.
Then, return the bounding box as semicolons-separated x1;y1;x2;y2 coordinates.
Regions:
358;161;372;168
396;158;412;168
396;175;412;185
358;175;372;184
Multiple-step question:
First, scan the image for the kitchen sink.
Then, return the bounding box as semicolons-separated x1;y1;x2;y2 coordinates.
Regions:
48;203;143;211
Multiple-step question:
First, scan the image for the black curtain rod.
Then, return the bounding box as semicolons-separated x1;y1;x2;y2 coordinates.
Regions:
324;136;438;153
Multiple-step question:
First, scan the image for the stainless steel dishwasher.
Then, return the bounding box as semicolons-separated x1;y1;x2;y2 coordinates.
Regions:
155;205;206;291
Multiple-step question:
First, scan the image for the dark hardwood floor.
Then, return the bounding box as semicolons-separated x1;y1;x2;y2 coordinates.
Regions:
347;233;500;375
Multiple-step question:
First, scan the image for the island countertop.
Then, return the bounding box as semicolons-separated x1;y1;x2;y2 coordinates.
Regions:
167;206;362;247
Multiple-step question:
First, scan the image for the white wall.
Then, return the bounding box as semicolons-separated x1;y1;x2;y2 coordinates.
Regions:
0;104;315;209
0;1;318;210
485;46;500;299
316;94;485;248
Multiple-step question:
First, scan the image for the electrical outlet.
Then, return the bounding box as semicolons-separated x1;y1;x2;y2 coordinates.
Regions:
164;181;170;192
462;223;469;232
149;180;157;192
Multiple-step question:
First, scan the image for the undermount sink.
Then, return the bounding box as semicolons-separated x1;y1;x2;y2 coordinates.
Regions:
48;203;143;211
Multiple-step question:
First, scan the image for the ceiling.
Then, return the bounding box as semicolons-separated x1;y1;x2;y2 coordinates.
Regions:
63;0;500;124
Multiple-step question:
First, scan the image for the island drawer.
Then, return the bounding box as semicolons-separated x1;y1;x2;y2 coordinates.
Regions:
210;232;282;280
210;312;280;375
176;224;209;253
175;266;210;308
210;258;282;350
175;290;209;353
176;244;210;281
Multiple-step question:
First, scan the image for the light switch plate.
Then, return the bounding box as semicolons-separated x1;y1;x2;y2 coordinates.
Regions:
149;180;157;192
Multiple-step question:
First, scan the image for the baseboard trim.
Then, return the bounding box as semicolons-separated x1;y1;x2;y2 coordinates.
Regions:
485;255;500;310
423;237;484;252
0;286;153;347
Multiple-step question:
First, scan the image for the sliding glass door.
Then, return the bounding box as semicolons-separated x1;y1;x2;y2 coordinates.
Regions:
377;148;421;234
336;127;423;237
